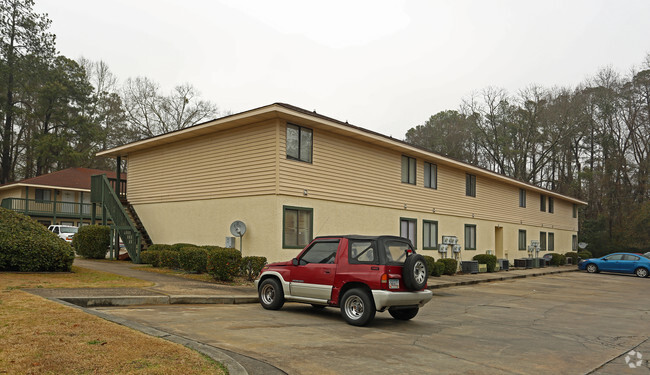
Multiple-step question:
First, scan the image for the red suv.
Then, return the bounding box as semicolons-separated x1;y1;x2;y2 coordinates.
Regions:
255;235;433;326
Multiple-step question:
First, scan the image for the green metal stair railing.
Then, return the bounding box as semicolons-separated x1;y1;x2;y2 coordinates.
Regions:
90;174;141;263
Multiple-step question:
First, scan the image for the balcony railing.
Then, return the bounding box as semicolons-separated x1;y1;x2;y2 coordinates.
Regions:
107;177;127;199
0;197;102;219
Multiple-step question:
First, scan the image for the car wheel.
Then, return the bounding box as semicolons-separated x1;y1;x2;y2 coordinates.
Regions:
635;267;649;278
259;278;284;310
340;288;376;326
388;307;419;321
586;264;598;273
403;254;428;290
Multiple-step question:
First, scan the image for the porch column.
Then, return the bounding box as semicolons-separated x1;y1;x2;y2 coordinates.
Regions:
79;192;83;225
52;189;57;224
24;186;29;214
116;156;121;197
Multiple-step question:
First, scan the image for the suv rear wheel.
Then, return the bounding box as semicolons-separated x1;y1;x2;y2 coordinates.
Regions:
388;307;419;320
403;254;428;290
340;288;376;326
259;278;284;310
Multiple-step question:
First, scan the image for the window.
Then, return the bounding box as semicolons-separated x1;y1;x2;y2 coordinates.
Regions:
573;204;578;218
540;195;546;212
623;254;640;261
35;188;51;202
424;162;437;189
540;232;547;251
548;197;554;213
464;224;476;250
298;241;339;264
401;156;416;184
518;230;527;250
519;189;526;208
286;124;313;163
283;206;313;248
604;254;624;261
423;220;438;249
572;235;577;251
384;240;413;265
400;218;417;248
548;232;555;251
466;174;476;197
349;240;378;264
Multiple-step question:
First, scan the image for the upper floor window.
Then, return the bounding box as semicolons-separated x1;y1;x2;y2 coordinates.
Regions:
35;188;51;202
548;197;554;213
573;204;578;218
466;174;476;197
424;162;437;189
519;189;526;208
401;156;416;185
286;124;312;163
540;195;546;212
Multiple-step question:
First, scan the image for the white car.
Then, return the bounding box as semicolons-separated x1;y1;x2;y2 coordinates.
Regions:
48;225;78;243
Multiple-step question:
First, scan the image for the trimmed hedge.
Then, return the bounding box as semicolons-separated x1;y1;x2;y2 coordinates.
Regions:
207;248;242;281
140;251;160;267
170;243;197;252
147;244;173;252
73;225;110;259
0;208;74;272
179;246;208;273
241;256;267;281
564;252;579;264
158;250;180;269
472;254;498;272
577;250;593;260
431;261;446;277
422;255;436;276
549;253;566;266
439;258;458;275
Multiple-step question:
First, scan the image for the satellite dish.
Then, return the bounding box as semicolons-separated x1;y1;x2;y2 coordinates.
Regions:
230;221;247;237
578;242;588;249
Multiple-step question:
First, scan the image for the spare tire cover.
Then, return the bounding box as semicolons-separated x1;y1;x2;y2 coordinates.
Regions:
403;254;428;290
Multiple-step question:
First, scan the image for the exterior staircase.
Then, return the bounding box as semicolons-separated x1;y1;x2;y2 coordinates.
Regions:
120;198;153;250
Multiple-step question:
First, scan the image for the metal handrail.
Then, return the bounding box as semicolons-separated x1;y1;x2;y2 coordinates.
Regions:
0;197;102;218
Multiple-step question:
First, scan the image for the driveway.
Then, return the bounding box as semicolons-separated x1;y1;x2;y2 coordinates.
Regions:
96;272;650;374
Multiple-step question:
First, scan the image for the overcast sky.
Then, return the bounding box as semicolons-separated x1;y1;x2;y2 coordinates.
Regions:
37;0;650;138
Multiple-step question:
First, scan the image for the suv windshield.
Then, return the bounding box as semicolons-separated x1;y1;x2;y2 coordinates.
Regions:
60;227;78;234
383;240;412;265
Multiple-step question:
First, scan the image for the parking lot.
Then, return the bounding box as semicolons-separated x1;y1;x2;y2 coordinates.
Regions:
97;272;650;374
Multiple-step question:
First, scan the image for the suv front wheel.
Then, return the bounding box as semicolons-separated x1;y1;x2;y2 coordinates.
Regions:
259;278;285;310
340;288;376;326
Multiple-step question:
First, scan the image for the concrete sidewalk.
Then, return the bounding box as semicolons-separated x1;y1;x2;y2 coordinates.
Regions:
427;265;578;289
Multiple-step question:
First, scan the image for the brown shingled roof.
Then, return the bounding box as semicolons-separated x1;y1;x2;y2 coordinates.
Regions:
0;168;125;191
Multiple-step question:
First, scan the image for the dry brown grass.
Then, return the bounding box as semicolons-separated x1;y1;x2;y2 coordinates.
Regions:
0;268;226;374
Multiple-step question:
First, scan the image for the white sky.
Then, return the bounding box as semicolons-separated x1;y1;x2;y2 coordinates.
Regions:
37;0;650;138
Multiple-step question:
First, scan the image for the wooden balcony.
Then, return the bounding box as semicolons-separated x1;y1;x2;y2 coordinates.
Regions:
0;198;102;220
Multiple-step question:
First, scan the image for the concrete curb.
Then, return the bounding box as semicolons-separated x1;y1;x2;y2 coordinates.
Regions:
59;294;259;307
427;267;578;290
47;296;249;375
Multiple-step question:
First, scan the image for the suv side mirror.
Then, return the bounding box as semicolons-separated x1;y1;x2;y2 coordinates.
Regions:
292;258;299;266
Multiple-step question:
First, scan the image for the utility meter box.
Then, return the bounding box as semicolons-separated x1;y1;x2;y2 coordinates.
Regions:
225;236;236;248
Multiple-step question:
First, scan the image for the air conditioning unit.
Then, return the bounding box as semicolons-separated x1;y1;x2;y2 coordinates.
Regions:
442;236;458;245
486;250;494;255
452;245;462;253
498;259;509;271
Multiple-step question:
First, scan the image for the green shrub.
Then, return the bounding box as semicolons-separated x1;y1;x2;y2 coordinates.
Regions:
72;225;110;259
201;245;223;251
179;246;208;273
577;250;593;259
207;248;242;281
564;252;579;264
549;253;566;266
140;251;160;267
241;256;267;281
439;258;458;275
422;255;436;276
431;261;446;277
147;244;173;252
472;254;498;272
170;243;197;252
0;208;74;272
158;250;180;269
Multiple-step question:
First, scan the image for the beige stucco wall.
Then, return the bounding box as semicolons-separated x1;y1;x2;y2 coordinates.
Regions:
135;194;577;263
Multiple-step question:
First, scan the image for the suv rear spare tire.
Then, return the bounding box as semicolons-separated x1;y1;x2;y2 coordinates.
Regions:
403;254;428;290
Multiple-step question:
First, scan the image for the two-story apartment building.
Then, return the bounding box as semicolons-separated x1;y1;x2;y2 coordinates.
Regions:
96;103;586;262
0;167;125;227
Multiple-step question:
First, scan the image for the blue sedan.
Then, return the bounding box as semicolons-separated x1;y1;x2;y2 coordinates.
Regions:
578;252;650;278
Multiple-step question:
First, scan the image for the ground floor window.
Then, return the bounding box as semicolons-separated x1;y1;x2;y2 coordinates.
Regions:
283;206;313;248
464;224;476;250
422;220;438;249
518;230;527;250
572;235;578;251
540;231;547;250
400;218;417;248
548;232;555;251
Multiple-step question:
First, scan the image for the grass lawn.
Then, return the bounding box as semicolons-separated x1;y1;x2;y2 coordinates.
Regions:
0;267;226;374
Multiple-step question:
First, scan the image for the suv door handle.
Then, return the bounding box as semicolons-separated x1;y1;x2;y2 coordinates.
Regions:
324;269;331;274
371;267;379;270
